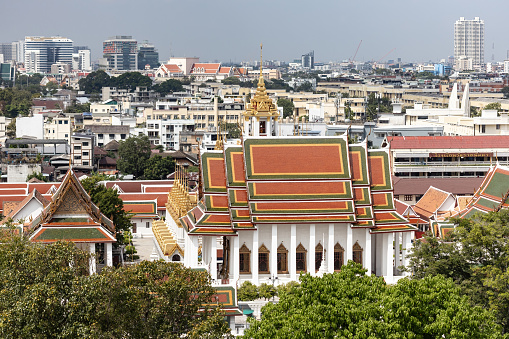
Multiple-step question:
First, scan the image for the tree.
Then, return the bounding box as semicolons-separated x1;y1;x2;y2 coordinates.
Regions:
484;102;502;112
5;118;15;138
0;88;33;117
78;70;111;94
407;210;509;332
65;102;90;113
277;98;294;118
0;236;231;338
117;135;152;178
113;72;152;91
470;106;481;117
143;155;175;180
81;173;132;244
501;86;509;99
237;281;259;301
26;172;48;182
257;283;276;301
219;121;241;139
153;79;184;96
221;77;242;86
245;262;504;338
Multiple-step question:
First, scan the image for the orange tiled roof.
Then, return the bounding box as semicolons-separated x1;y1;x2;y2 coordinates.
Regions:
413;186;453;219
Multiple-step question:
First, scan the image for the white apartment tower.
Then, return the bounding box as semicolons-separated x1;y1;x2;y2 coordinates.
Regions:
454;17;484;70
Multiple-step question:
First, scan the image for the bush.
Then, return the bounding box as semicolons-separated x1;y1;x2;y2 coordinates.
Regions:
258;283;276;301
238;281;259;301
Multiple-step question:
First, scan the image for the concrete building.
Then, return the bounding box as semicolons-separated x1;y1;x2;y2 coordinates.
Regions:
137;41;159;69
145;118;195;150
103;36;138;71
24;37;73;74
86;125;129;147
72;48;91;71
454;17;484;70
70;134;95;168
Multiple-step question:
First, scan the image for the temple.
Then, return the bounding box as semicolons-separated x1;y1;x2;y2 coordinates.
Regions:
163;46;416;285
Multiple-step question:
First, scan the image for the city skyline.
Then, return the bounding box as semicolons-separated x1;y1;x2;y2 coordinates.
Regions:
1;0;509;64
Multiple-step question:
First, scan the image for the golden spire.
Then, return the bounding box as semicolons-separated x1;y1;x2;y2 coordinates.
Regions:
243;43;278;118
214;120;224;150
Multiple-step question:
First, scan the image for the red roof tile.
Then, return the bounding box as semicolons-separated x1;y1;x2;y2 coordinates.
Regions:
393;177;483;196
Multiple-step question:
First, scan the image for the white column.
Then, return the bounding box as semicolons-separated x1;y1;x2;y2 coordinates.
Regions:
271;224;277;278
346;225;353;263
210;237;217;281
309;224;315;275
106;242;113;267
328;224;334;273
402;232;412;276
252;230;259;283
394;232;401;275
290;224;297;281
365;229;372;275
385;232;394;278
190;236;199;267
89;243;96;275
232;236;240;282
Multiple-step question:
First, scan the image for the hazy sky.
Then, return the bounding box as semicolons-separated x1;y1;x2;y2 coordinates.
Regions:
2;0;508;64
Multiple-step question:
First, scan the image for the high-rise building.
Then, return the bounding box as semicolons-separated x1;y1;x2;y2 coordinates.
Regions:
103;36;138;71
454;17;484;70
24;36;73;74
301;50;314;69
72;47;91;71
138;41;159;69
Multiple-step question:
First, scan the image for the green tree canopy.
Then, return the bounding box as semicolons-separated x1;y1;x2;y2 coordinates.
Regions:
78;70;111;94
143;155;175;180
407;210;509;332
81;173;132;244
245;262;504;338
221;76;242;86
502;86;509;99
117;135;152;178
484;102;502;112
237;281;259;301
113;72;152;91
0;87;33;117
153;79;184;96
65;102;90;113
26;172;48;182
219;121;241;139
0;236;231;338
277;98;294;118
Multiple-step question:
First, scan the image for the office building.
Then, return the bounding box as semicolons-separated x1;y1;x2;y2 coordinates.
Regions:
301;50;314;69
24;36;73;73
72;49;91;71
454;17;484;70
138;41;159;69
103;36;138;71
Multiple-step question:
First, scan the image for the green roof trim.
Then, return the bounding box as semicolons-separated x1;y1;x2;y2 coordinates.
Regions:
35;228;110;241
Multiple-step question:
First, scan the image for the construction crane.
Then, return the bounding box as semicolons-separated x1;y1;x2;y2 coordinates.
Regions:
373;48;396;68
349;40;362;63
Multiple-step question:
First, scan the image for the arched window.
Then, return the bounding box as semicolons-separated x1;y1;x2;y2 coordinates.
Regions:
172;254;181;262
315;243;325;272
258;244;270;274
239;244;251;274
296;243;307;273
334;243;344;271
277;243;288;274
353;241;363;265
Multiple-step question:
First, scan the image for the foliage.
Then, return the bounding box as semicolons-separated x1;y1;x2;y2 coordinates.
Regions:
245;262;505;338
117;135;152;178
26;172;48;182
81;173;132;244
293;81;313;92
374;68;393;75
366;92;392;121
113;72;152;92
275;281;300;297
219;121;241;139
277;98;294;118
502;86;509;99
470;106;480;117
265;79;292;91
221;76;242;86
153;79;184;96
237;281;259;301
344;100;354;120
407;210;509;332
0;87;33;117
143;155;175;180
6;118;15;138
65;102;90;113
258;283;276;301
484;102;502;112
78;70;111;94
0;237;231;338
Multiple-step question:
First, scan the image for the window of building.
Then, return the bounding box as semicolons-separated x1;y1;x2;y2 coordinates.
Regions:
58;120;62;124
83;151;89;156
296;243;307;273
146;221;150;228
83;161;89;166
121;134;126;139
74;145;81;150
132;223;137;233
109;134;115;139
239;244;251;274
259;120;266;134
315;243;324;272
83;142;88;146
334;243;344;271
64;120;68;124
277;243;288;274
258;244;270;274
353;241;363;265
404;195;413;201
496;124;501;130
74;155;81;160
98;134;103;139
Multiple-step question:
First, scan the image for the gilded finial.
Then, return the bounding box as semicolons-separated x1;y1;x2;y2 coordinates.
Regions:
260;43;263;77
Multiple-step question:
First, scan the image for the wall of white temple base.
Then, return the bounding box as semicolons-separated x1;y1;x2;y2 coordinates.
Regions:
89;243;96;275
402;232;412;276
328;224;335;274
385;232;394;278
394;232;401;275
106;242;113;267
252;230;259;283
232;236;240;282
210;237;217;281
375;234;383;276
346;225;353;264
290;225;297;281
365;229;372;275
308;224;315;275
271;224;278;280
190;236;199;267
